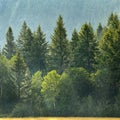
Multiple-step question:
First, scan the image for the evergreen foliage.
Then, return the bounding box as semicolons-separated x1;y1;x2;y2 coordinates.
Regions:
97;23;103;40
99;22;120;102
1;13;120;117
32;25;47;73
2;27;16;59
49;15;70;73
10;52;28;99
70;29;80;67
17;21;33;72
0;54;17;103
77;23;97;72
107;13;119;29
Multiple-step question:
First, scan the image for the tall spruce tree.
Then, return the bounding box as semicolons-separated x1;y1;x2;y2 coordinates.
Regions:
98;14;120;103
97;23;103;40
32;25;47;73
49;15;70;73
108;13;119;29
17;21;28;50
0;54;17;103
70;29;80;67
11;52;27;99
99;27;120;102
2;26;16;59
17;21;33;72
78;23;97;72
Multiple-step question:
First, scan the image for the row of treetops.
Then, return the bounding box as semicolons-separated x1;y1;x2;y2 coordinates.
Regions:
1;13;119;75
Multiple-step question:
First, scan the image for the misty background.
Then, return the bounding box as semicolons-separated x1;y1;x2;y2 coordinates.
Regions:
0;0;120;47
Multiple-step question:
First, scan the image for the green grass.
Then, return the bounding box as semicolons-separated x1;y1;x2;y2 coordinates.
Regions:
0;118;120;120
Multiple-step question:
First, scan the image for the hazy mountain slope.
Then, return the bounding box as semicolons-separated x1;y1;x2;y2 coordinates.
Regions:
0;0;120;47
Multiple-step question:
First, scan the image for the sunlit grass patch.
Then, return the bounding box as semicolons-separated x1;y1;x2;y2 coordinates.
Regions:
0;117;120;120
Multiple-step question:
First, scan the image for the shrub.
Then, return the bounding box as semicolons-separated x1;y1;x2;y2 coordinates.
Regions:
11;102;33;117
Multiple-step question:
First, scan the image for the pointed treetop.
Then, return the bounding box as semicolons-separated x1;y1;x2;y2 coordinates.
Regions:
36;25;43;36
71;28;78;41
71;28;79;50
6;26;14;40
7;26;12;33
97;23;103;39
2;26;16;59
107;13;119;29
53;15;67;39
79;23;94;39
72;28;77;34
37;25;41;31
34;25;46;39
23;21;27;27
97;23;103;30
20;21;28;32
58;15;63;22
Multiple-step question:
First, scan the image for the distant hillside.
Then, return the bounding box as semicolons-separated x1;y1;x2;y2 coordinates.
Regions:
0;0;120;47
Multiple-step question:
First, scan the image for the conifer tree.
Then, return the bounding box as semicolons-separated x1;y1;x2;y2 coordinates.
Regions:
2;26;16;59
49;15;70;73
11;52;27;99
17;21;28;50
98;14;120;102
99;27;120;102
78;23;97;72
17;21;33;72
97;23;103;40
0;54;17;103
32;25;47;73
108;13;119;29
70;29;80;67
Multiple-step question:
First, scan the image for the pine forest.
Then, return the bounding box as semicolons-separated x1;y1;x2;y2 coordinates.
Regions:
0;13;120;117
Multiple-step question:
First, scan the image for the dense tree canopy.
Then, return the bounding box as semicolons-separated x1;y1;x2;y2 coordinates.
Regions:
0;13;120;117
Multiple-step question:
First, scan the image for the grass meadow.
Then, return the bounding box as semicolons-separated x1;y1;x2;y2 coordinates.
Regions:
0;118;120;120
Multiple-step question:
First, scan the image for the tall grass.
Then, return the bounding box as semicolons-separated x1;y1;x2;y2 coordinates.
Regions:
0;117;120;120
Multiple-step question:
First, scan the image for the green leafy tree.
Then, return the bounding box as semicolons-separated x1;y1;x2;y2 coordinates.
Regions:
56;67;93;116
31;71;43;93
32;25;48;73
49;15;70;73
56;69;78;116
78;23;97;72
11;102;33;117
41;70;60;115
64;67;92;98
91;69;111;102
2;26;16;59
30;71;46;116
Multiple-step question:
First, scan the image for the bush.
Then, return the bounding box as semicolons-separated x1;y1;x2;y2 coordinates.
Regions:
11;102;33;117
